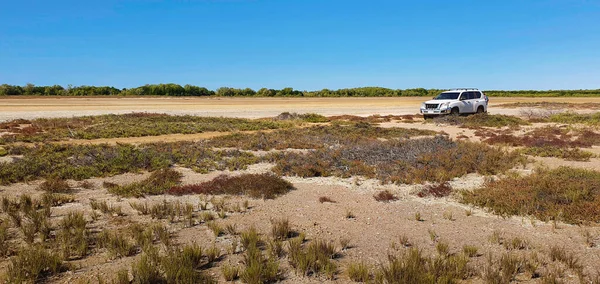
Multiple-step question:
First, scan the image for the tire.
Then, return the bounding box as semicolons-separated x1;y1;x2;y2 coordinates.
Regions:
450;107;459;116
423;115;433;120
476;106;484;114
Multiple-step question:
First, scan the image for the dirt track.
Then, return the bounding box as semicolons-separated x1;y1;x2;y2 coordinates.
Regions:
3;96;600;122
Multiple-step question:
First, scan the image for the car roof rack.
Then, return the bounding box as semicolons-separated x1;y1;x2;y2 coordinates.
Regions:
450;88;479;91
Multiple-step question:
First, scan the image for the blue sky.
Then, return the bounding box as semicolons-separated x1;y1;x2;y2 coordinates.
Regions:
1;0;599;90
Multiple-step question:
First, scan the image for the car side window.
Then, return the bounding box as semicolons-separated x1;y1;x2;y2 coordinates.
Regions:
460;92;468;100
473;92;481;99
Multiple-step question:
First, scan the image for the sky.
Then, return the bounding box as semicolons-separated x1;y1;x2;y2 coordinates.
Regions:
1;0;599;91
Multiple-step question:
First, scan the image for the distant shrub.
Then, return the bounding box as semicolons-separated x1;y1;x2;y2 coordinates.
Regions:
168;173;294;199
274;112;329;123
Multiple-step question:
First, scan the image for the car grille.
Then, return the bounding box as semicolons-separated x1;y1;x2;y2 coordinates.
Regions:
425;104;439;109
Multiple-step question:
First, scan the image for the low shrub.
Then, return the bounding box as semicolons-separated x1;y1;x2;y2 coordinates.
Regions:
107;168;182;197
272;136;522;184
38;177;72;193
519;146;595;161
168;173;294;199
373;190;398;202
0;142;258;185
0;113;296;143
431;113;529;128
206;123;436;151
462;167;600;224
417;182;453;198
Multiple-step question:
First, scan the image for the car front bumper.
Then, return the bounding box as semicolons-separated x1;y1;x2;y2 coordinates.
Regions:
420;109;450;115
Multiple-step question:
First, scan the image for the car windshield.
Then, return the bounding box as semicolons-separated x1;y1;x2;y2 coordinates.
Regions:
433;92;460;100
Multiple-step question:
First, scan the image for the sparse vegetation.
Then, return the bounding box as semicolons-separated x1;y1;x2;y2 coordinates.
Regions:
463;167;600;224
0;113;297;143
272;135;523;184
431;113;529;128
0;142;258;185
518;146;594;161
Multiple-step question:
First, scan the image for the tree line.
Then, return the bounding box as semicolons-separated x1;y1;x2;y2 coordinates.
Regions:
1;83;599;97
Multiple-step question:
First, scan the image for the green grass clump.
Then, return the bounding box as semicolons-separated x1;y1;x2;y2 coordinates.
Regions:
106;168;182;197
463;167;600;224
57;211;89;259
288;238;338;279
378;247;470;283
7;245;65;283
347;261;371;282
98;230;137;258
240;231;280;283
519;146;595;161
0;146;7;156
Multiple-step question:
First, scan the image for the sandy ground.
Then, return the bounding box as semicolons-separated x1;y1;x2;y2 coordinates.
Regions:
2;97;600;283
3;96;600;121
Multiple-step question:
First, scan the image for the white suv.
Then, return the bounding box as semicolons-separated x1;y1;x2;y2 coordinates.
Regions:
420;88;488;118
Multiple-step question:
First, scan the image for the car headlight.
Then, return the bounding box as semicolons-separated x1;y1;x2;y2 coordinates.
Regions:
420;103;425;109
440;102;450;109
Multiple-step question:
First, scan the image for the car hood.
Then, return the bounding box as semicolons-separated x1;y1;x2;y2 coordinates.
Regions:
423;99;454;104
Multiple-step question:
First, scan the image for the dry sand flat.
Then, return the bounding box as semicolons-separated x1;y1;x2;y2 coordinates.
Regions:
3;96;600;121
2;97;600;283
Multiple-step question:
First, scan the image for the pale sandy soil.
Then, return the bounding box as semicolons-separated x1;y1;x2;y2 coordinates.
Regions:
1;97;600;283
3;96;600;121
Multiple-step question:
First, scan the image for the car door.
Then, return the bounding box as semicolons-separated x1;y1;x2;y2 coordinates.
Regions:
472;91;485;112
459;92;475;113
